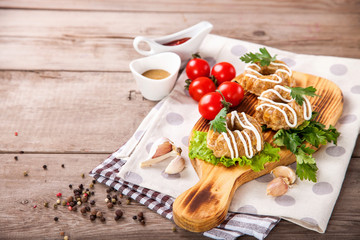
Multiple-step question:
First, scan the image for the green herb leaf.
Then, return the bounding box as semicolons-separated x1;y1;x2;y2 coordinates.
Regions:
209;108;227;133
296;162;318;182
189;131;280;170
288;86;319;105
239;47;277;66
272;112;341;182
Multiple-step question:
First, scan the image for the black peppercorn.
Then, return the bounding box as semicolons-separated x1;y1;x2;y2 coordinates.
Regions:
42;165;47;170
90;200;95;206
114;215;120;221
85;206;91;212
91;191;95;196
140;219;145;225
137;212;144;218
92;179;96;184
72;206;77;211
81;173;85;178
96;211;103;218
61;164;65;168
115;210;123;218
132;215;137;220
14;156;18;161
100;217;106;222
90;215;96;221
54;217;59;221
79;184;83;189
69;184;72;189
69;202;75;207
80;207;86;214
107;202;113;209
106;188;111;193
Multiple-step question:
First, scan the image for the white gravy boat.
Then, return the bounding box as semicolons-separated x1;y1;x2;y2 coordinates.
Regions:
133;21;213;63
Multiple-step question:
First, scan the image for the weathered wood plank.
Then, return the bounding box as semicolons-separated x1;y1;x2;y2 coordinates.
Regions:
0;71;156;153
0;153;358;239
353;135;360;157
0;0;359;14
0;154;207;239
0;10;359;71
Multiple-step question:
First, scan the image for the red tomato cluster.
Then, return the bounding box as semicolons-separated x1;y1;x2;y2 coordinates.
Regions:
185;56;244;120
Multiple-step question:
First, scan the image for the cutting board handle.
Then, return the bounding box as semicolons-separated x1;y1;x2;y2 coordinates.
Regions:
173;161;250;232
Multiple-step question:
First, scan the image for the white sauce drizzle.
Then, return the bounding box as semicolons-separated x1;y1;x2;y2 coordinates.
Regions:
227;111;262;158
244;62;292;84
226;127;239;158
256;85;312;128
221;131;234;159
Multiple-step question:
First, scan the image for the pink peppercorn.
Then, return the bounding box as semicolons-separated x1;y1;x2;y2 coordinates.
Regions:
56;193;62;197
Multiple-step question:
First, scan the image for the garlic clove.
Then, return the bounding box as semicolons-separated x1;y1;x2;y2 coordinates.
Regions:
164;155;185;174
266;177;289;197
271;166;296;185
140;137;181;168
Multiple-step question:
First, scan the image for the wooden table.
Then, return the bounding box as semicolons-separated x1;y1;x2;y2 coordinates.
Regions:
0;1;359;239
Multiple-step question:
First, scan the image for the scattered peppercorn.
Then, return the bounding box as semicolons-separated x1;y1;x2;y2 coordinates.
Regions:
68;184;72;189
54;217;59;221
105;198;109;203
69;202;75;207
44;202;49;208
91;191;95;196
84;206;90;212
89;183;94;189
126;199;131;205
64;236;69;240
92;179;96;184
90;215;96;221
107;203;113;209
80;207;86;214
68;206;72;211
81;173;85;178
137;212;144;219
91;209;97;216
114;215;120;221
100;217;106;223
56;193;62;198
117;200;122;205
115;210;123;218
111;198;116;203
72;206;77;211
61;200;66;206
139;219;145;225
79;184;83;189
96;211;103;218
119;194;123;199
60;231;65;236
42;165;47;170
53;203;58;209
106;188;111;193
15;132;18;136
172;226;177;232
23;171;28;177
132;215;137;220
33;205;37;208
90;200;95;206
77;201;82;206
14;156;18;161
67;196;73;203
61;164;65;168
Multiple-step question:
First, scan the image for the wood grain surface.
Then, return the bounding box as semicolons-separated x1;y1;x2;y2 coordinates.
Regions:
0;0;359;239
173;71;343;232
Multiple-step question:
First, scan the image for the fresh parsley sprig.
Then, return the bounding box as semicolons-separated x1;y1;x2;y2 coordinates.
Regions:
288;86;320;105
273;112;340;182
240;47;277;66
209;108;227;133
209;90;232;133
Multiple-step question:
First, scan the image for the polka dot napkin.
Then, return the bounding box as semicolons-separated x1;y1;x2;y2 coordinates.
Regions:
117;34;360;234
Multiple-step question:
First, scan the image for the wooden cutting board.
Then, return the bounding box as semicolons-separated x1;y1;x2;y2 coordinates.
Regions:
172;71;343;232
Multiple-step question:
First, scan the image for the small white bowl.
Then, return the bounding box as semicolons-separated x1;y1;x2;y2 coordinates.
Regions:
129;52;181;101
133;21;213;64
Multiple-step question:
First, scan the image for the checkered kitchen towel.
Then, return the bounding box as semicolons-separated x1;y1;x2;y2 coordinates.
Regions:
90;146;280;240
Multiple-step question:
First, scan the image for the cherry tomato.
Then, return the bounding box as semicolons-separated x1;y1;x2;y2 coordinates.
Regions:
198;92;224;120
188;77;216;102
211;62;236;85
186;58;210;80
217;82;244;107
